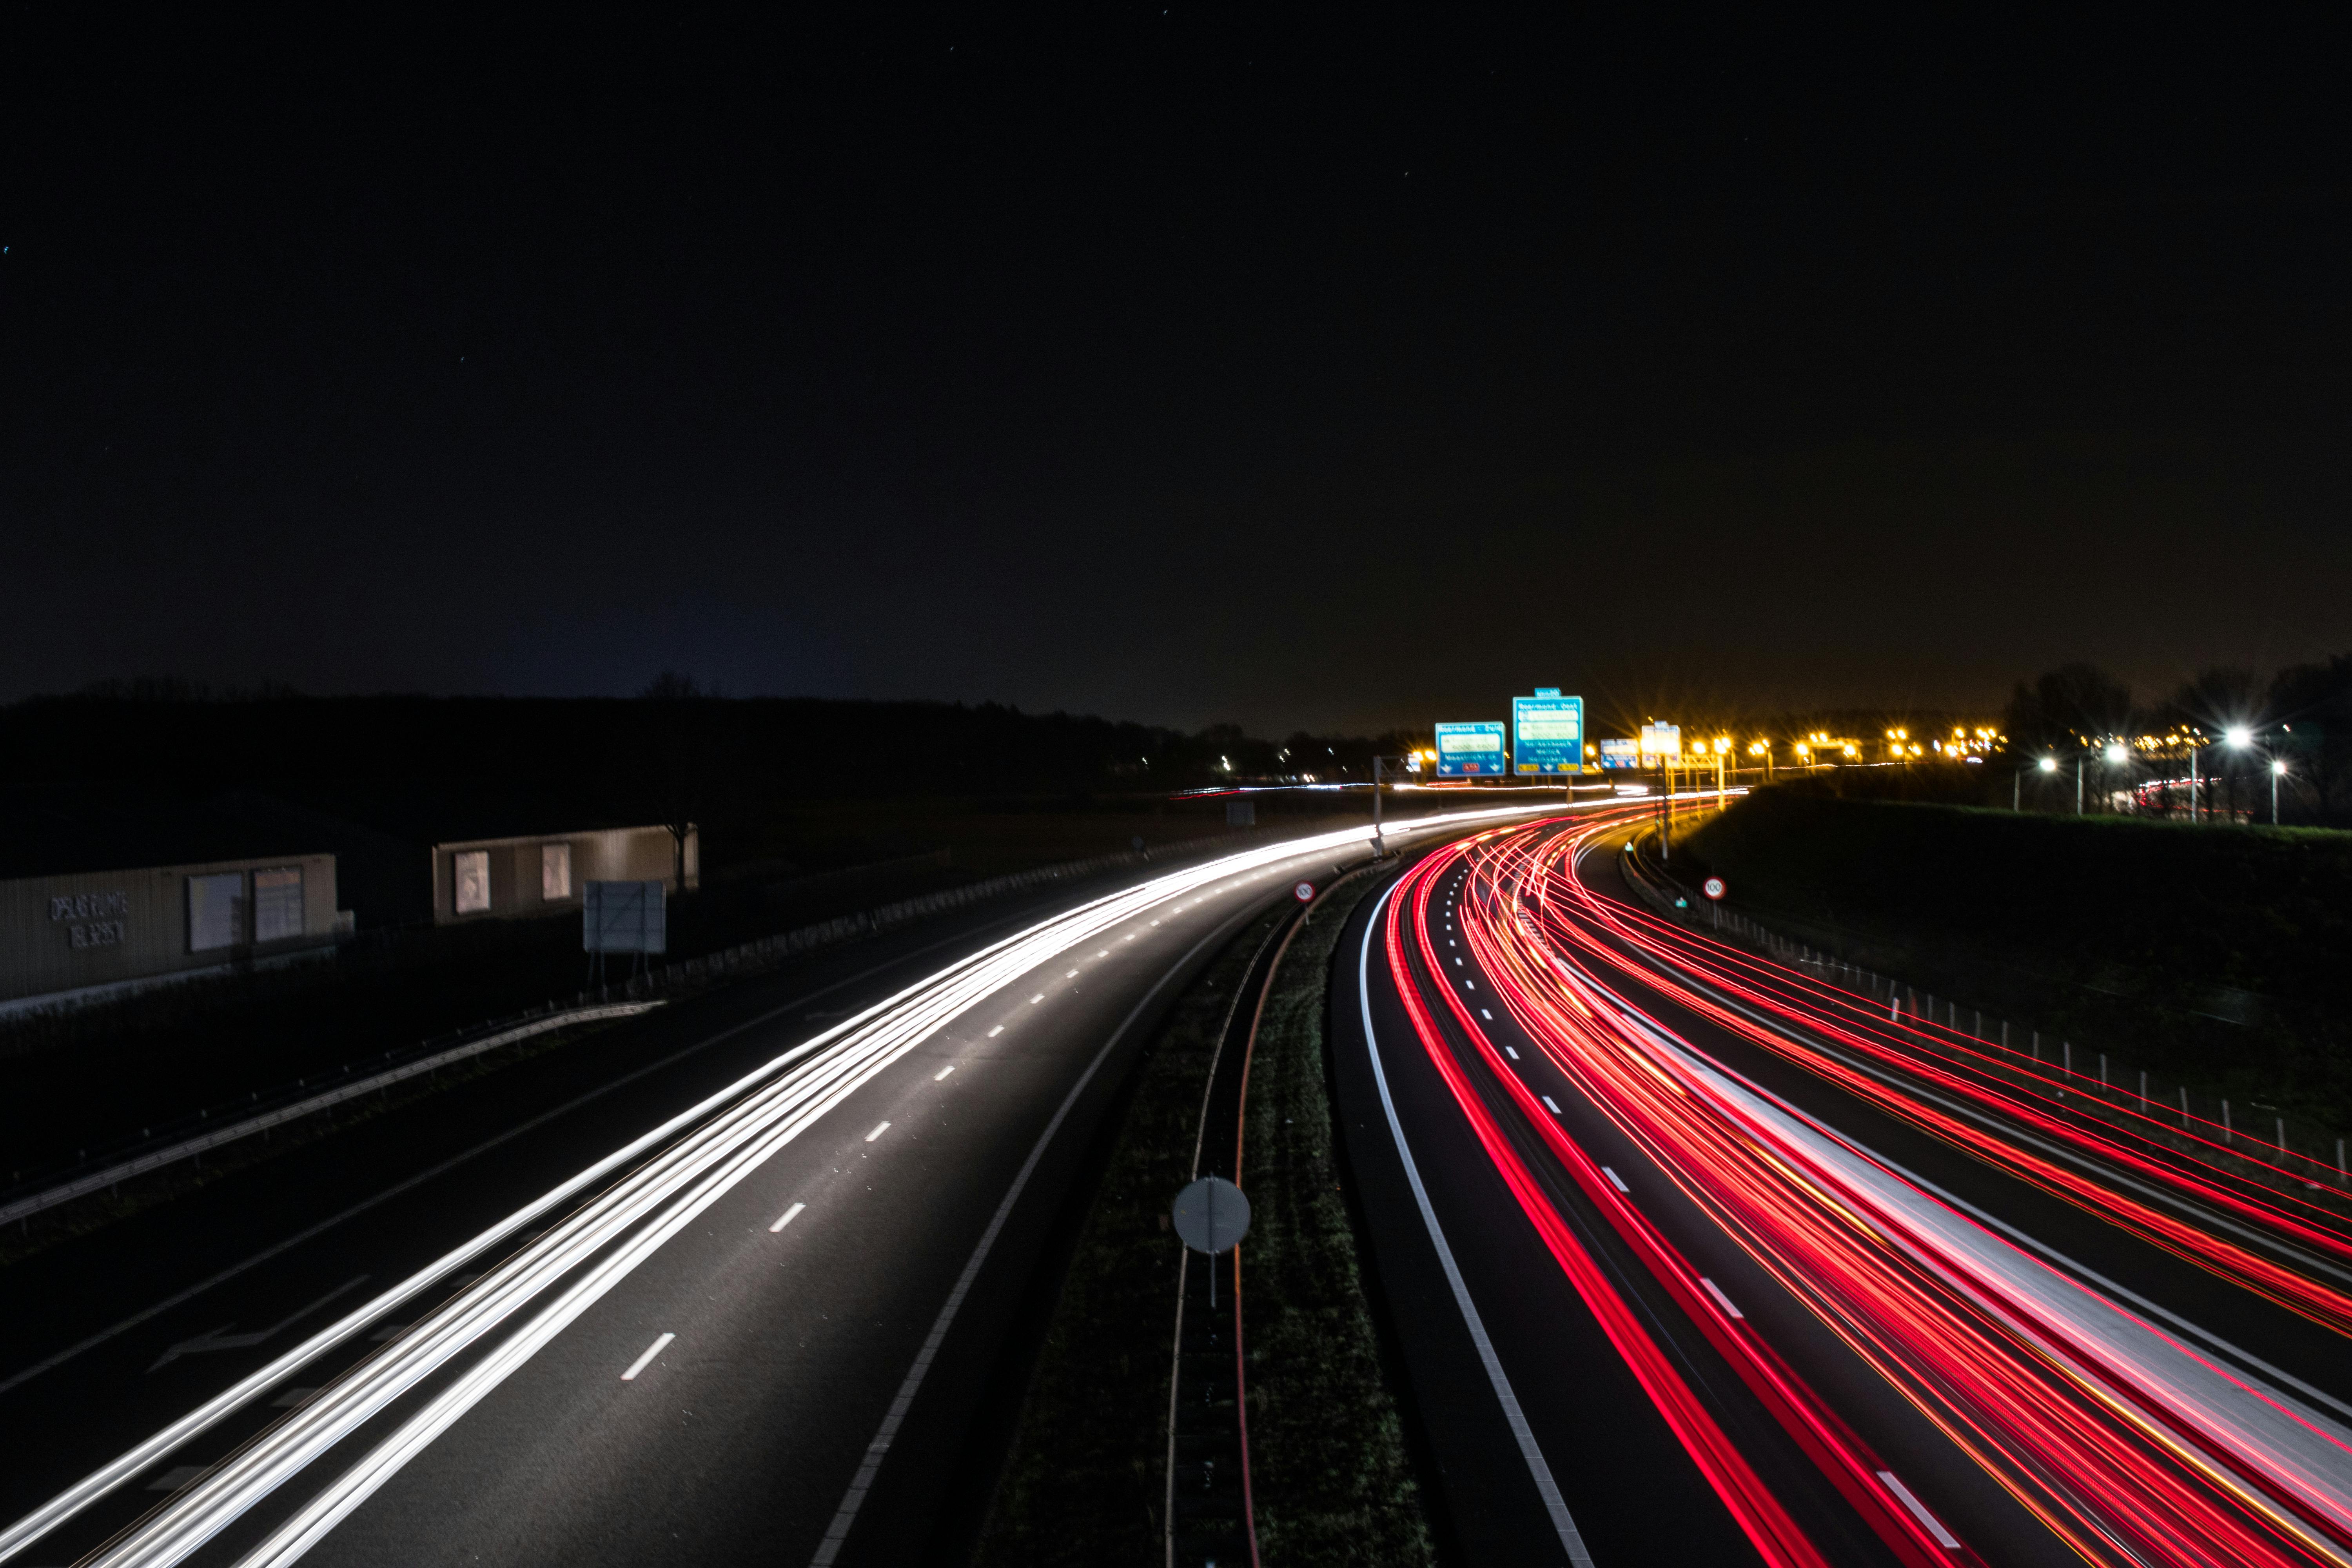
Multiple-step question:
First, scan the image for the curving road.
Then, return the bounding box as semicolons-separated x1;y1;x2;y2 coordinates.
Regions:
0;806;1548;1568
1337;807;2352;1567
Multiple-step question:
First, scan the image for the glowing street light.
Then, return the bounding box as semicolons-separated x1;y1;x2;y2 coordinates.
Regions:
2225;726;2254;748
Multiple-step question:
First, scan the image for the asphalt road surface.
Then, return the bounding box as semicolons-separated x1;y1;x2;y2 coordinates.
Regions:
1337;806;2352;1568
0;804;1547;1568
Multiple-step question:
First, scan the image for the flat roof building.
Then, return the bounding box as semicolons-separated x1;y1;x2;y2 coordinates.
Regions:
429;824;695;924
1;853;341;1011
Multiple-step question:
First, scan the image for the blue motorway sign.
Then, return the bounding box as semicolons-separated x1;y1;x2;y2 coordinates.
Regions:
1512;690;1585;774
1596;738;1642;769
1434;722;1508;777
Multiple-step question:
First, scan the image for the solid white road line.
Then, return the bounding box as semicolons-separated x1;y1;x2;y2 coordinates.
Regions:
620;1334;673;1382
15;806;1554;1568
864;1122;890;1143
1357;877;1594;1568
768;1203;805;1234
807;899;1258;1566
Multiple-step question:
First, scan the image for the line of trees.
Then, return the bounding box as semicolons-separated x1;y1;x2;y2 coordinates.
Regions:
2003;656;2352;824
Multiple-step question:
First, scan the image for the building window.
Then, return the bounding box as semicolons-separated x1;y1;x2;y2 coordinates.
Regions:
541;842;572;902
454;850;492;915
188;871;245;952
253;866;305;943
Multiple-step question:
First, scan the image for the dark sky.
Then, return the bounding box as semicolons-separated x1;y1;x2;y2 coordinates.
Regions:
6;9;2350;733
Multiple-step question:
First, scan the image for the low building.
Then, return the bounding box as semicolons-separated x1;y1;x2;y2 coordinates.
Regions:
0;853;343;1010
429;824;695;924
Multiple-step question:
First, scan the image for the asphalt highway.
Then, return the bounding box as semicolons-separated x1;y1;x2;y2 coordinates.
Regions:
1336;807;2352;1567
0;806;1546;1568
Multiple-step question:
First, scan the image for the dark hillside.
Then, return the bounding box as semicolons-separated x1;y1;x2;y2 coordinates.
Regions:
1681;790;2352;1122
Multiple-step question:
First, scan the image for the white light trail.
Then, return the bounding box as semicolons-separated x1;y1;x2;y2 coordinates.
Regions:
5;802;1557;1568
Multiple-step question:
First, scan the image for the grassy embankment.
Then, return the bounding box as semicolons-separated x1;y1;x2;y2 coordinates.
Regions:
976;870;1435;1565
1681;789;2352;1129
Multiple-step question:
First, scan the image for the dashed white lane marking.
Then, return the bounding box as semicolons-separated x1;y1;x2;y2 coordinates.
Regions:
1699;1278;1744;1320
1504;1045;1520;1060
1541;1095;1562;1114
147;1466;207;1491
621;1332;675;1381
933;1064;955;1082
1481;1008;1493;1020
864;1121;891;1143
1463;980;1475;990
769;1202;806;1233
987;1025;1004;1037
269;1387;318;1410
1029;994;1045;1004
1877;1471;1964;1549
1602;1167;1629;1194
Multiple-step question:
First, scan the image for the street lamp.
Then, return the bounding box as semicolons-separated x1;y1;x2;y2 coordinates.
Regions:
1370;755;1398;858
2220;726;2259;825
2272;757;2287;826
2019;753;2056;812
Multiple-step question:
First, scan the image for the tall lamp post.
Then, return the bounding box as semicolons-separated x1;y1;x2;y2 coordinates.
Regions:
2100;741;2127;815
1370;754;1408;859
2022;753;2057;811
2221;726;2255;827
2272;757;2287;826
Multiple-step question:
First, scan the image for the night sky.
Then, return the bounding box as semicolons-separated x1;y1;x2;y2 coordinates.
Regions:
6;10;2350;733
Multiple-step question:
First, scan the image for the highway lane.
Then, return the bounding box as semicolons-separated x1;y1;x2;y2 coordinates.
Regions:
0;874;1183;1553
1;804;1546;1568
1339;808;2352;1567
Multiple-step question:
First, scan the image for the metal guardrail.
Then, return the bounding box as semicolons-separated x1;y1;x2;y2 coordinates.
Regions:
0;1003;662;1226
0;834;1269;1226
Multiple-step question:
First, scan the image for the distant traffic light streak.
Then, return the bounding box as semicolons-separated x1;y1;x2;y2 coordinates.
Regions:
1393;820;2352;1568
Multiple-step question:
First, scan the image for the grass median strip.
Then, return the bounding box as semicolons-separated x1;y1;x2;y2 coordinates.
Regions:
976;869;1435;1565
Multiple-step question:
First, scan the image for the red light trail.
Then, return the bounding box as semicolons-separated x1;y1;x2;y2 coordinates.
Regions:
1378;811;2352;1567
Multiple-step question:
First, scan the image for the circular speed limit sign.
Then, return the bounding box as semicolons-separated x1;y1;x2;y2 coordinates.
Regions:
1702;877;1727;901
1293;880;1316;903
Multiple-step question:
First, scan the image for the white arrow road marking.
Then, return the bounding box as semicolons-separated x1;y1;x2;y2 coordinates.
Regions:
147;1280;369;1373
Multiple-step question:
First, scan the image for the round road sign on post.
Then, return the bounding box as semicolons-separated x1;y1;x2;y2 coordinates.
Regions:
1171;1176;1252;1254
1702;877;1727;901
1293;880;1315;903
